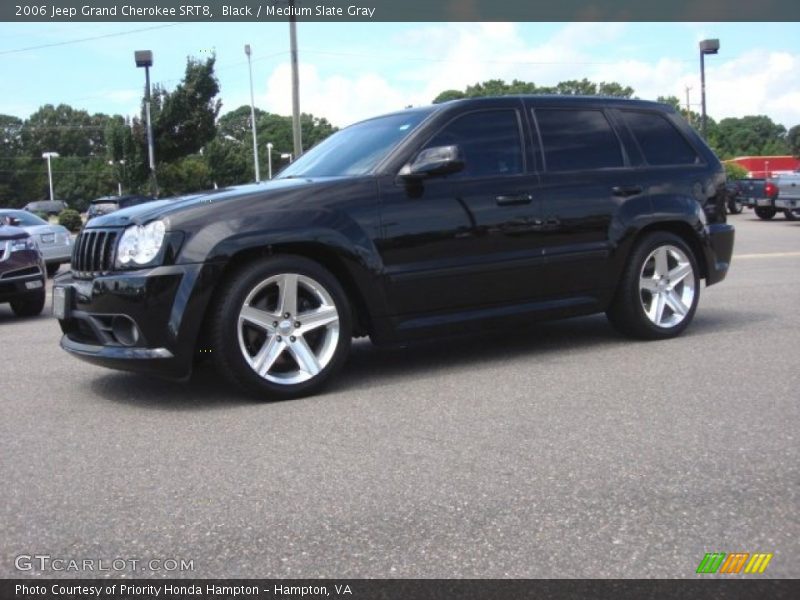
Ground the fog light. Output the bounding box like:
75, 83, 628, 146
111, 315, 140, 347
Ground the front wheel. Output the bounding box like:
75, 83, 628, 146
209, 256, 353, 400
607, 232, 700, 340
10, 289, 46, 317
728, 199, 743, 214
755, 206, 776, 220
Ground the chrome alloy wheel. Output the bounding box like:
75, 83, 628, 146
638, 244, 696, 329
237, 273, 340, 385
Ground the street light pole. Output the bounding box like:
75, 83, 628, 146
244, 44, 261, 183
289, 0, 303, 159
42, 152, 59, 202
699, 39, 719, 139
135, 50, 158, 196
108, 159, 126, 196
267, 142, 273, 180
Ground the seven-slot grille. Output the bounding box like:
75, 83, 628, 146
72, 229, 119, 277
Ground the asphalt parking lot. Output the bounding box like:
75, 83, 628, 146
1, 213, 798, 579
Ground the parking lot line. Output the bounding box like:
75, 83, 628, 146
733, 251, 800, 259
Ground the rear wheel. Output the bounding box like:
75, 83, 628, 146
784, 209, 798, 221
727, 199, 743, 214
10, 289, 46, 317
755, 206, 776, 220
607, 232, 700, 340
210, 256, 352, 400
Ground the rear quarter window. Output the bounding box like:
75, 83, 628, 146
621, 110, 700, 166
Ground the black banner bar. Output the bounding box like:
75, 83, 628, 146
3, 579, 800, 600
3, 0, 800, 23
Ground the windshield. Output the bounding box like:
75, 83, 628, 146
278, 109, 432, 178
0, 210, 47, 226
90, 202, 118, 212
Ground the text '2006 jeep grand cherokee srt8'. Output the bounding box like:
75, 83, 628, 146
54, 96, 734, 400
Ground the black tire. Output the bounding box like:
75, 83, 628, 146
209, 256, 353, 400
10, 288, 46, 317
46, 263, 60, 278
606, 232, 700, 340
784, 209, 798, 221
727, 199, 743, 214
755, 206, 776, 220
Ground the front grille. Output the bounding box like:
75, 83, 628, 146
72, 229, 119, 277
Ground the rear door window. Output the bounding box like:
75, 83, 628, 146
621, 110, 700, 166
535, 108, 624, 172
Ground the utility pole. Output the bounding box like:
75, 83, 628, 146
684, 86, 692, 125
699, 39, 720, 139
135, 50, 158, 196
245, 44, 261, 182
289, 0, 302, 159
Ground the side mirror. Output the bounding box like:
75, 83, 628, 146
400, 145, 464, 180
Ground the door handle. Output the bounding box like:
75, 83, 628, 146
612, 185, 643, 197
496, 193, 533, 206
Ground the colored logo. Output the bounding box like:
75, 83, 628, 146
696, 552, 773, 574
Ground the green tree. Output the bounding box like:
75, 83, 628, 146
148, 56, 222, 165
157, 155, 213, 197
432, 89, 467, 104
784, 124, 800, 158
712, 115, 788, 159
207, 108, 337, 186
433, 78, 634, 103
0, 114, 30, 206
21, 104, 108, 158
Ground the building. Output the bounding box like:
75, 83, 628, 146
726, 155, 800, 178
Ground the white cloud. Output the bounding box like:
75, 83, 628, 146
245, 23, 800, 129
263, 62, 408, 127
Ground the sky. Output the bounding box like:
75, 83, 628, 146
1, 21, 799, 132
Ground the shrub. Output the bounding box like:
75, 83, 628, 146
58, 209, 83, 232
724, 161, 748, 180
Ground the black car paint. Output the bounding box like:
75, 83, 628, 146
0, 225, 46, 305
55, 96, 734, 380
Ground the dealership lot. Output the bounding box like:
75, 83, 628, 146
1, 214, 798, 578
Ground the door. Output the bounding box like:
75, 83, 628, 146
377, 103, 543, 317
528, 104, 634, 300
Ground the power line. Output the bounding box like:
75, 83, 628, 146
0, 24, 183, 56
299, 48, 702, 66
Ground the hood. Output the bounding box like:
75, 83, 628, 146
0, 225, 29, 241
85, 178, 348, 229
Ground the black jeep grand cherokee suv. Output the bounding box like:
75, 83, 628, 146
54, 96, 734, 399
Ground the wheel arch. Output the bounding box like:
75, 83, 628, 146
630, 221, 708, 280
200, 240, 378, 341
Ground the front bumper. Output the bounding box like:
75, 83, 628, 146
38, 243, 72, 264
54, 263, 214, 380
0, 270, 45, 302
0, 248, 45, 302
704, 223, 735, 286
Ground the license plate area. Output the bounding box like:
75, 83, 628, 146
53, 286, 71, 320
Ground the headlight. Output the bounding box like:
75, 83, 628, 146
10, 237, 36, 252
116, 220, 167, 267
